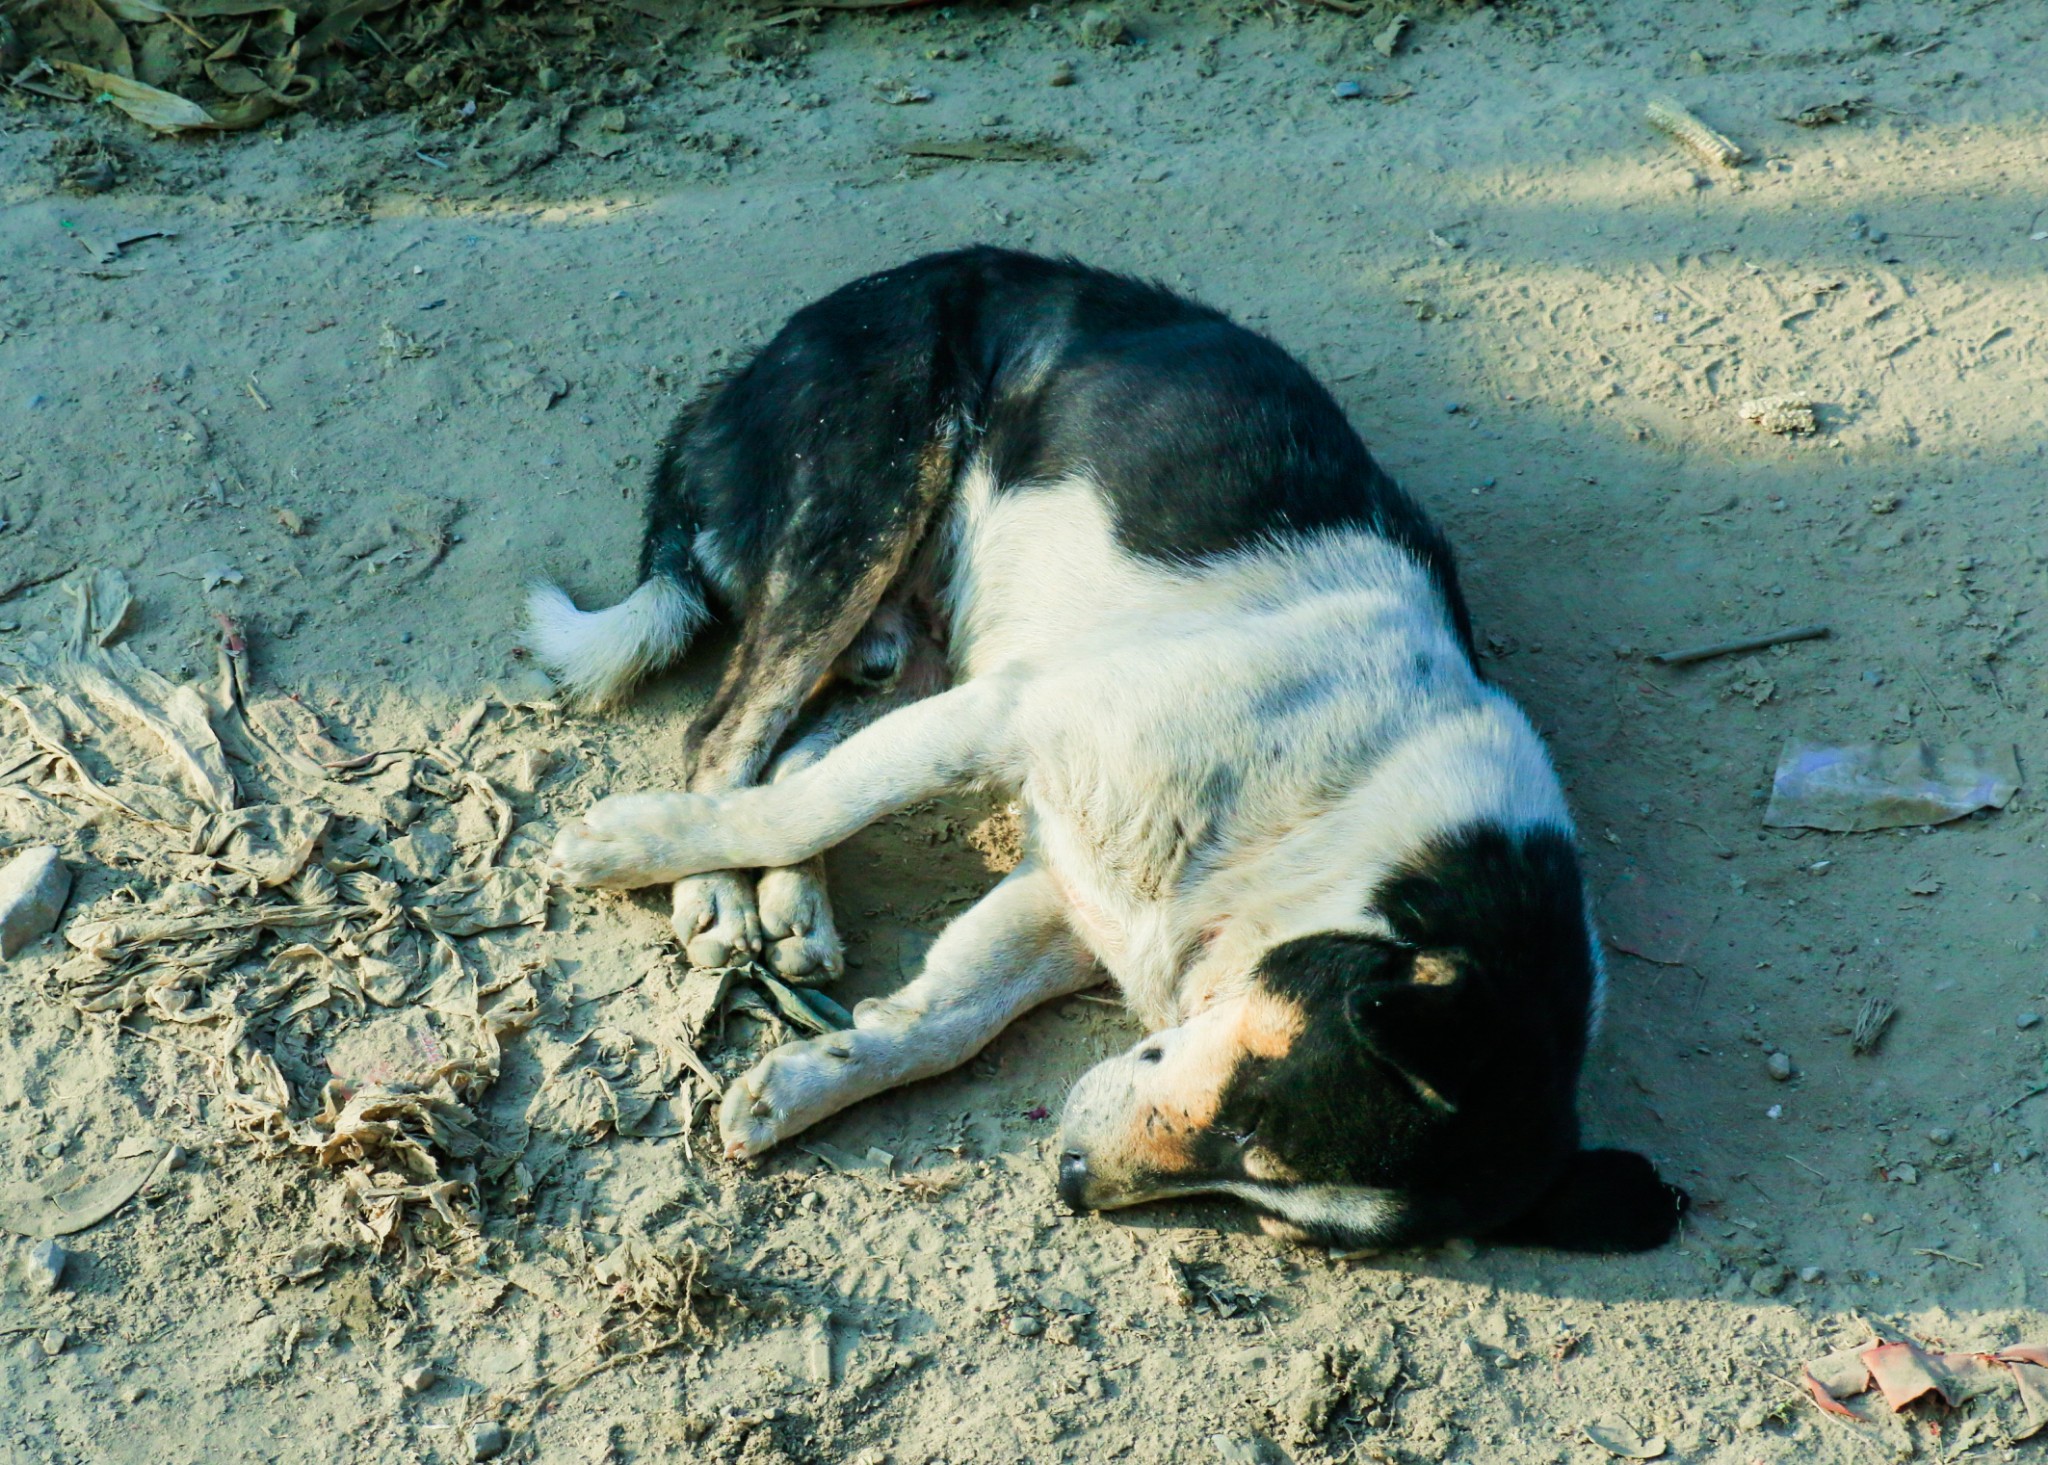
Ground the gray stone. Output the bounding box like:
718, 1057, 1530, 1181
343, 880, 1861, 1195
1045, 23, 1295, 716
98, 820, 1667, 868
0, 847, 70, 958
400, 1364, 437, 1394
1798, 1266, 1825, 1284
1766, 1051, 1793, 1081
2018, 1012, 2042, 1031
1748, 1264, 1789, 1297
27, 1239, 68, 1294
1007, 1314, 1044, 1338
470, 1421, 509, 1460
1928, 1127, 1955, 1146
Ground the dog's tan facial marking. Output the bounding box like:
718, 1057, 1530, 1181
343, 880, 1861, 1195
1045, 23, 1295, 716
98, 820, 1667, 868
1059, 990, 1305, 1197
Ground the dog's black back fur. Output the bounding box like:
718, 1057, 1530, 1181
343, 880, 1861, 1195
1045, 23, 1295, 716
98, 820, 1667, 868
644, 248, 1475, 657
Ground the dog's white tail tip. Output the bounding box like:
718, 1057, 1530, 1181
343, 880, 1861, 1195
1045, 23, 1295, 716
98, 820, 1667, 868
525, 576, 706, 709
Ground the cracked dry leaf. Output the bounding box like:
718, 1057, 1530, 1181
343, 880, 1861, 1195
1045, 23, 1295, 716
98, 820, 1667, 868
409, 867, 547, 937
526, 1028, 683, 1144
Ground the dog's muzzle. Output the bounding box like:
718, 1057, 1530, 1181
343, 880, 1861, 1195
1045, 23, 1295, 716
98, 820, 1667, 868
1057, 1149, 1094, 1212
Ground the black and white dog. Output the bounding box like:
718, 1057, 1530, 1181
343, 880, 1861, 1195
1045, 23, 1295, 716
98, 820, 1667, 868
533, 247, 1686, 1252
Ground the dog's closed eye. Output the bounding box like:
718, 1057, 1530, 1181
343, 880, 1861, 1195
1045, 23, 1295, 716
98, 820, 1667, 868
1138, 1045, 1163, 1064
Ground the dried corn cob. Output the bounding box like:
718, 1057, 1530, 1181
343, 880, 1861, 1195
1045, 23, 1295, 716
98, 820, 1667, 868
1646, 97, 1746, 168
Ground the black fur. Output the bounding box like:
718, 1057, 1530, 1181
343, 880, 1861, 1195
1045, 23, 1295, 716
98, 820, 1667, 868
642, 247, 1475, 664
1213, 824, 1686, 1252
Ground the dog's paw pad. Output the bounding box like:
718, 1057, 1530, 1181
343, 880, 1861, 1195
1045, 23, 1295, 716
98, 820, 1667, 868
672, 871, 762, 968
756, 865, 845, 983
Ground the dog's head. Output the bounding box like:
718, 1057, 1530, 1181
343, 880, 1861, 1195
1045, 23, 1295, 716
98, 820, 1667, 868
1056, 825, 1686, 1252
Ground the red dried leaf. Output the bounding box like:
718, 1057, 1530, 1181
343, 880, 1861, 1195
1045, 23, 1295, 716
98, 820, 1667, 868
1864, 1341, 1955, 1411
1805, 1369, 1862, 1418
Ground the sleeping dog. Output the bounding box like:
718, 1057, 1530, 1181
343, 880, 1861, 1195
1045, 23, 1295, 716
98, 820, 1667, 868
533, 247, 1687, 1252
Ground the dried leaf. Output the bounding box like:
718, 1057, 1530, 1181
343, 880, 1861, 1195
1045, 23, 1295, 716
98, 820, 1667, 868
1581, 1420, 1665, 1459
408, 867, 547, 937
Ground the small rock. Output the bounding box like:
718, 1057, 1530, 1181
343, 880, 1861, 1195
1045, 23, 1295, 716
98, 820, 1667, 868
1798, 1266, 1825, 1284
1928, 1127, 1955, 1146
1332, 80, 1364, 100
1008, 1314, 1045, 1338
2018, 1012, 2042, 1031
470, 1421, 509, 1461
0, 846, 71, 959
27, 1239, 68, 1294
1048, 59, 1076, 86
39, 1329, 66, 1357
400, 1364, 437, 1394
1077, 7, 1129, 48
1766, 1051, 1794, 1082
1748, 1264, 1789, 1297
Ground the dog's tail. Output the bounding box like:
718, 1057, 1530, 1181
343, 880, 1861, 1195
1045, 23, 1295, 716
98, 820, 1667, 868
525, 570, 709, 709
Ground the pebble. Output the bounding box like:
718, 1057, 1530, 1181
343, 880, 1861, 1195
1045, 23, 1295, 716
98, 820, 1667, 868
0, 846, 71, 959
1048, 60, 1076, 86
39, 1329, 66, 1357
1007, 1314, 1045, 1338
27, 1239, 69, 1294
1798, 1266, 1825, 1284
400, 1364, 437, 1394
1077, 7, 1129, 48
1928, 1127, 1955, 1146
1748, 1264, 1789, 1297
2018, 1012, 2042, 1031
1766, 1051, 1794, 1082
1332, 80, 1364, 100
470, 1421, 509, 1460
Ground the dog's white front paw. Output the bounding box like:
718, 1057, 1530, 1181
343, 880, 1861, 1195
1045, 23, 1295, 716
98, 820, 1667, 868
756, 864, 845, 983
548, 792, 697, 888
671, 871, 762, 968
718, 1032, 864, 1158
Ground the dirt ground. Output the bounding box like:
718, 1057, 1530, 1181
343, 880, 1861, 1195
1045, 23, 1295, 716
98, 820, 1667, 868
3, 0, 2048, 1460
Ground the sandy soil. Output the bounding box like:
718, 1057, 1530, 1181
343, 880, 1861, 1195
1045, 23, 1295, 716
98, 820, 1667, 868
4, 1, 2048, 1460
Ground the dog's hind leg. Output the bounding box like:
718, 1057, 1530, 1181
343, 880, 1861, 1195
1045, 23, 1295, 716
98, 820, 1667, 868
756, 633, 952, 982
719, 861, 1096, 1157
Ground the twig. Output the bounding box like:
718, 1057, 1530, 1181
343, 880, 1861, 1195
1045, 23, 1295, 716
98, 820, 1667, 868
1913, 1248, 1982, 1269
245, 376, 271, 412
1294, 0, 1373, 12
1999, 1081, 2048, 1115
414, 151, 450, 170
1650, 625, 1829, 666
0, 565, 79, 604
1785, 1153, 1833, 1183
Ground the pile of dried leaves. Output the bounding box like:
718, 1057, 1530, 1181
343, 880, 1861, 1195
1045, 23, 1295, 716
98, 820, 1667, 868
0, 568, 568, 1253
5, 0, 684, 134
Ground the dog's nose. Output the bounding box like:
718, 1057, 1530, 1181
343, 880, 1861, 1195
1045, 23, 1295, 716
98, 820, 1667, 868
1057, 1150, 1093, 1212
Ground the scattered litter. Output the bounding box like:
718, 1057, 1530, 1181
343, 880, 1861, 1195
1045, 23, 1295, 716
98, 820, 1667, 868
1852, 994, 1897, 1055
1332, 80, 1364, 100
1763, 740, 2021, 832
1209, 1436, 1292, 1465
1784, 98, 1868, 127
0, 846, 70, 959
1649, 624, 1828, 666
1645, 97, 1746, 168
754, 968, 851, 1034
1738, 395, 1818, 435
802, 1141, 895, 1175
1805, 1337, 2048, 1437
526, 1027, 686, 1145
877, 83, 934, 105
1372, 13, 1411, 58
1581, 1419, 1666, 1459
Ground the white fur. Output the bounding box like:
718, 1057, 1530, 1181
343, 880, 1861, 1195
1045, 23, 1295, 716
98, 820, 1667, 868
551, 455, 1593, 1166
525, 575, 707, 708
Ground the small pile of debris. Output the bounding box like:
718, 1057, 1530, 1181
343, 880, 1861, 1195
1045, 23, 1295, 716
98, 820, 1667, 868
0, 568, 569, 1252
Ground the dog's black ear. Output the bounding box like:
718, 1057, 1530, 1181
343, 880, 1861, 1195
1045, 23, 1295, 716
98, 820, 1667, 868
1491, 1148, 1689, 1252
1344, 963, 1485, 1113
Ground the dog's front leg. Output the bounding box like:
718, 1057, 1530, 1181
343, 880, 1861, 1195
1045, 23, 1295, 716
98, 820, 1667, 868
719, 862, 1096, 1157
548, 677, 1017, 890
